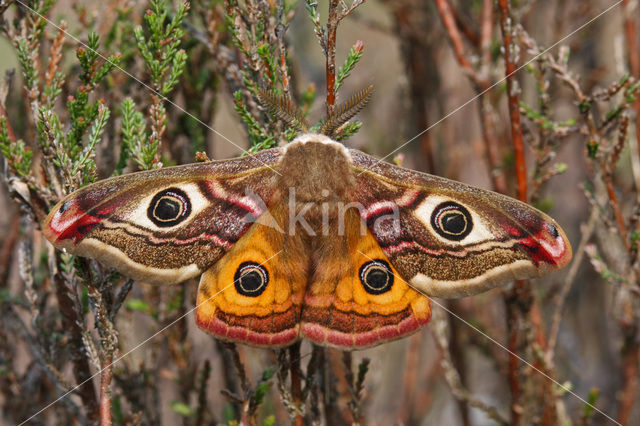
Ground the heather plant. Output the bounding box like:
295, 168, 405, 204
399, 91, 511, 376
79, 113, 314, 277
0, 0, 639, 425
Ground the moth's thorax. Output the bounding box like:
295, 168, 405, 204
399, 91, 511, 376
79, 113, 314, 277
279, 135, 354, 202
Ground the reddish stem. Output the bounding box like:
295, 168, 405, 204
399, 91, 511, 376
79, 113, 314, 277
434, 0, 484, 87
624, 0, 640, 213
504, 286, 524, 426
435, 0, 505, 191
434, 0, 471, 68
497, 3, 542, 424
52, 254, 100, 421
325, 0, 339, 117
618, 325, 639, 425
619, 3, 640, 421
604, 174, 630, 251
100, 356, 112, 425
498, 0, 527, 202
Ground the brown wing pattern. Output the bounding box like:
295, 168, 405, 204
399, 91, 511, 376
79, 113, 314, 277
349, 149, 572, 298
42, 148, 283, 285
301, 208, 431, 349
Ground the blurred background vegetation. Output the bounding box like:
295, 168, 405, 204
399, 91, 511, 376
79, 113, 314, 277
1, 0, 640, 425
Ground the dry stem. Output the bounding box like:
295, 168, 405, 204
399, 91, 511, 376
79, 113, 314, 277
432, 306, 508, 425
325, 0, 365, 116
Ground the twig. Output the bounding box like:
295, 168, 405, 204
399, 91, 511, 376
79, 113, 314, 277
195, 360, 212, 426
289, 342, 304, 426
325, 0, 340, 116
0, 214, 19, 287
498, 0, 527, 202
479, 0, 493, 77
100, 355, 113, 425
398, 332, 421, 424
434, 0, 485, 87
303, 344, 323, 422
109, 278, 134, 321
623, 0, 640, 236
324, 0, 365, 116
431, 306, 509, 425
604, 173, 630, 250
85, 276, 118, 426
275, 4, 291, 98
215, 339, 241, 419
618, 323, 639, 425
52, 253, 100, 421
219, 341, 255, 424
547, 207, 599, 362
326, 348, 354, 424
1, 304, 89, 424
434, 0, 506, 192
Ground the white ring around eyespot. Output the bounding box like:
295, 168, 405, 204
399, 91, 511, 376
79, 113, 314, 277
413, 195, 495, 245
127, 183, 209, 231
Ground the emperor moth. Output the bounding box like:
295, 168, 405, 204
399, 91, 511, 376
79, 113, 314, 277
43, 133, 571, 349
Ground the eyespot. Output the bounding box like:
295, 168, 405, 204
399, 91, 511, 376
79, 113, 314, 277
430, 201, 473, 241
234, 262, 269, 297
147, 188, 191, 227
359, 260, 394, 295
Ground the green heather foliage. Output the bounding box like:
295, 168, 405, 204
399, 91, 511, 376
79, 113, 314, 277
0, 1, 372, 423
1, 0, 638, 425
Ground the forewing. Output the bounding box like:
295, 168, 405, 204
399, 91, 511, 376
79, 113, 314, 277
349, 149, 572, 298
42, 148, 283, 285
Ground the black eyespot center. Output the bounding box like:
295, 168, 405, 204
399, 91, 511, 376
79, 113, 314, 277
147, 188, 191, 227
442, 212, 466, 234
431, 201, 473, 241
359, 260, 394, 295
234, 262, 269, 297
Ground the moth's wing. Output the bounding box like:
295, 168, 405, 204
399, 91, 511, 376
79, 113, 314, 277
196, 201, 309, 347
42, 148, 283, 285
301, 208, 431, 349
349, 149, 572, 298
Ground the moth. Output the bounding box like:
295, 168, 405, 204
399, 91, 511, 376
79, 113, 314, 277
42, 131, 572, 350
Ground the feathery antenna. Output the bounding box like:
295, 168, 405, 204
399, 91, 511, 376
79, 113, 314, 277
257, 89, 309, 132
320, 85, 373, 137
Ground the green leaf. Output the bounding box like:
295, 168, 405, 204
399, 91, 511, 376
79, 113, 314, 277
582, 388, 600, 420
262, 415, 276, 426
335, 41, 364, 92
170, 401, 193, 417
125, 298, 151, 313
